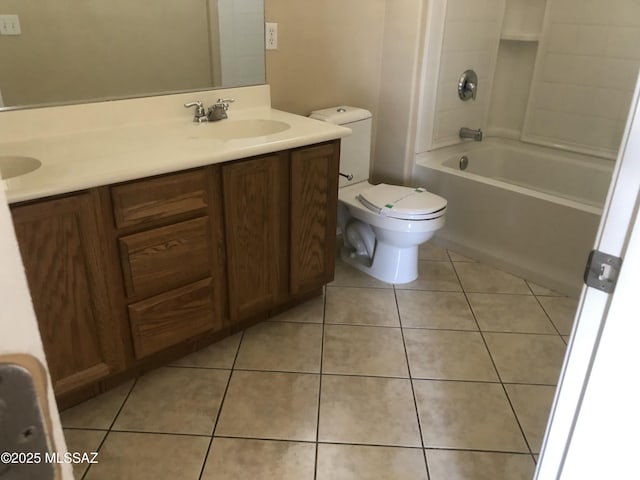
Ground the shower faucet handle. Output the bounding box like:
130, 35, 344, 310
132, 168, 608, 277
458, 69, 478, 101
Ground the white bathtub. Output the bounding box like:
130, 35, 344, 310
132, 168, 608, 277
412, 138, 614, 296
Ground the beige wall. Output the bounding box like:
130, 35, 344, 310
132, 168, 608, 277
265, 0, 386, 118
265, 0, 425, 184
373, 0, 426, 184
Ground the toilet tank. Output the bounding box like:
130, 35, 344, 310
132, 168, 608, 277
309, 106, 372, 187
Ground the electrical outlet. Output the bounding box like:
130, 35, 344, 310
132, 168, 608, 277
0, 15, 21, 36
265, 22, 278, 50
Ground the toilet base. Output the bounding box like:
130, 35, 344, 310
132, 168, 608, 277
340, 241, 419, 284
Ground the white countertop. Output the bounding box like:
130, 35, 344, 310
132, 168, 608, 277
0, 86, 351, 203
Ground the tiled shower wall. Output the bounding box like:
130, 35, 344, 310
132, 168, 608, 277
418, 0, 640, 159
416, 0, 505, 152
523, 0, 640, 157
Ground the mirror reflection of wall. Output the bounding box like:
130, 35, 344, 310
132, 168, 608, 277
0, 0, 265, 109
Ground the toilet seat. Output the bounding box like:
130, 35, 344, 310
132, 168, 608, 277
357, 183, 447, 220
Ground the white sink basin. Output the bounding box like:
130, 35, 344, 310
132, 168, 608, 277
0, 156, 42, 180
189, 119, 290, 139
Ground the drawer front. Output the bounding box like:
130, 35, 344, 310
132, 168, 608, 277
112, 169, 209, 229
120, 217, 211, 298
128, 278, 218, 358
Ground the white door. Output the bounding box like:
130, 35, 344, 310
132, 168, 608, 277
536, 73, 640, 478
0, 186, 72, 479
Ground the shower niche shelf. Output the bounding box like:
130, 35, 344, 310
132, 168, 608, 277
500, 32, 540, 42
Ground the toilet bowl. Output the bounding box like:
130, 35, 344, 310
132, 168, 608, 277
338, 181, 446, 283
310, 105, 447, 284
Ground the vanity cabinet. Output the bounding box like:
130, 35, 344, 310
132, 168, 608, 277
110, 167, 227, 359
10, 139, 340, 405
223, 142, 339, 323
223, 152, 289, 323
11, 193, 126, 396
290, 143, 339, 295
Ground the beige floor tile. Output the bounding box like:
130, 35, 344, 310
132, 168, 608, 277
269, 295, 324, 323
448, 251, 476, 262
484, 333, 566, 384
395, 261, 462, 292
454, 263, 531, 294
319, 375, 421, 447
60, 381, 134, 429
331, 257, 392, 288
63, 429, 106, 479
426, 450, 535, 480
316, 444, 427, 480
113, 367, 229, 435
537, 296, 578, 335
201, 438, 315, 480
171, 333, 242, 369
419, 242, 450, 261
505, 384, 556, 453
414, 380, 528, 452
396, 290, 477, 330
404, 329, 498, 381
323, 324, 409, 377
467, 293, 557, 333
215, 371, 319, 441
83, 432, 209, 480
527, 281, 564, 296
234, 322, 322, 373
325, 286, 399, 326
562, 335, 571, 344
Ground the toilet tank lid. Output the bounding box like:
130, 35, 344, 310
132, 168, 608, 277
309, 106, 372, 125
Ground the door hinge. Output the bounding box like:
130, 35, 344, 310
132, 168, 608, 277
584, 249, 623, 294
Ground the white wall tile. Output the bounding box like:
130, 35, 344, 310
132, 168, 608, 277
447, 0, 503, 22
546, 24, 579, 54
524, 0, 640, 154
502, 0, 546, 35
606, 28, 640, 60
430, 0, 504, 146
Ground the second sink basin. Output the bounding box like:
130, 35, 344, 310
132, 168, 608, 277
0, 156, 42, 180
190, 119, 290, 139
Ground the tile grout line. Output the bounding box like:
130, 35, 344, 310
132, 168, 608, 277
449, 261, 536, 461
528, 283, 567, 339
313, 290, 327, 480
393, 284, 431, 480
80, 377, 139, 480
196, 329, 245, 480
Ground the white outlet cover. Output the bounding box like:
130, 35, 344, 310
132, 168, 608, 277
265, 22, 278, 50
0, 14, 21, 35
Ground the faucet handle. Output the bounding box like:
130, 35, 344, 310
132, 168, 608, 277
184, 100, 204, 110
216, 98, 235, 110
184, 101, 208, 122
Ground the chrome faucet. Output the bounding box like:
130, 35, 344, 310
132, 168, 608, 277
184, 101, 208, 122
459, 127, 483, 141
207, 98, 235, 121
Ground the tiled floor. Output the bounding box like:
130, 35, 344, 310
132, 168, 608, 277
61, 243, 578, 479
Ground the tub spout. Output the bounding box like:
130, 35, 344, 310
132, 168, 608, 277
459, 127, 483, 141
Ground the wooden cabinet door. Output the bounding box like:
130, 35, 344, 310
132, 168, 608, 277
222, 153, 289, 322
290, 142, 340, 294
12, 194, 124, 395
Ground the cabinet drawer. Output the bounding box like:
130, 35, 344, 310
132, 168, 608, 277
129, 278, 217, 358
112, 169, 209, 229
120, 217, 211, 298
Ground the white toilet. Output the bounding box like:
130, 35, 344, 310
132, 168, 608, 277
310, 106, 447, 284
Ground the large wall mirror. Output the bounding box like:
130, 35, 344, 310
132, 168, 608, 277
0, 0, 265, 110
